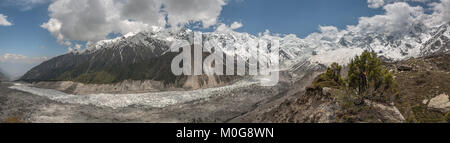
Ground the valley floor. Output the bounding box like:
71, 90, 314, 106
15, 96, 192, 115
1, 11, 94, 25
1, 54, 448, 123
0, 78, 291, 123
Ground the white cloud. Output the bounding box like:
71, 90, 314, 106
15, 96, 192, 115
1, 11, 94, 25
216, 24, 229, 32
120, 0, 166, 30
44, 0, 120, 42
40, 18, 64, 44
350, 2, 425, 36
0, 53, 27, 61
0, 53, 50, 79
429, 0, 450, 25
67, 44, 82, 53
163, 0, 226, 28
368, 0, 430, 9
311, 26, 347, 42
368, 0, 385, 8
305, 26, 348, 45
0, 53, 49, 64
230, 22, 243, 29
41, 0, 228, 46
308, 1, 450, 47
0, 14, 13, 26
3, 0, 54, 11
215, 21, 244, 32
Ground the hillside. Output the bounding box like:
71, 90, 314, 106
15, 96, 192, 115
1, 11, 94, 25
385, 53, 450, 122
234, 53, 450, 123
18, 21, 450, 96
0, 68, 8, 81
20, 30, 241, 91
0, 73, 7, 81
20, 22, 450, 84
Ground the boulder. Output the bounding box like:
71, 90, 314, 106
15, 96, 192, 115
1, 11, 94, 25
427, 93, 450, 112
397, 65, 413, 71
365, 100, 406, 123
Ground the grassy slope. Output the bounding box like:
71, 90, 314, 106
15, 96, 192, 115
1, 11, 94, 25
386, 54, 450, 122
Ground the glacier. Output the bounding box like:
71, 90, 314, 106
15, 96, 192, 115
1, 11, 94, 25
15, 22, 450, 109
9, 80, 259, 109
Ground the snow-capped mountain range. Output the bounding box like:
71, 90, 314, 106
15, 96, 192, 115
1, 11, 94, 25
20, 22, 450, 84
75, 22, 449, 67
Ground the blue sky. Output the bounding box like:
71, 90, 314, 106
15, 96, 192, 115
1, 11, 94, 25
0, 0, 385, 57
0, 0, 441, 77
0, 4, 63, 57
219, 0, 384, 37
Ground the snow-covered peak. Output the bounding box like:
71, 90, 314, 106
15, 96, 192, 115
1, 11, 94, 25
420, 22, 450, 56
71, 22, 450, 69
123, 32, 138, 38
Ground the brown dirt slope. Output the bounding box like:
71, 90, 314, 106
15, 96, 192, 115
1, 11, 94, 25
243, 54, 450, 123
386, 53, 450, 122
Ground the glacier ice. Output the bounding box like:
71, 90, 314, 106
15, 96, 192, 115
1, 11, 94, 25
9, 80, 259, 109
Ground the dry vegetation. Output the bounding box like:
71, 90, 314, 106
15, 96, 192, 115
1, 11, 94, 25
385, 54, 450, 123
3, 117, 27, 123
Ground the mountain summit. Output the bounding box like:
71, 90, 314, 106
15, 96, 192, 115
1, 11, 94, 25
20, 22, 450, 88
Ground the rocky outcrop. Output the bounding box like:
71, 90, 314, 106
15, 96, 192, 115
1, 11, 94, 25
256, 86, 405, 123
255, 86, 339, 123
423, 93, 450, 112
397, 65, 413, 71
288, 87, 340, 123
364, 100, 405, 122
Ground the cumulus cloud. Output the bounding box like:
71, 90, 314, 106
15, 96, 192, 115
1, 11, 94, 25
305, 25, 347, 43
120, 0, 165, 29
0, 14, 13, 26
67, 44, 82, 53
44, 0, 121, 43
368, 0, 429, 9
163, 0, 226, 28
430, 0, 450, 25
318, 26, 346, 42
368, 0, 385, 8
309, 1, 450, 45
0, 53, 50, 79
350, 2, 425, 36
216, 22, 244, 32
0, 53, 49, 64
216, 24, 229, 32
360, 0, 450, 36
40, 18, 64, 44
230, 22, 243, 29
41, 0, 228, 46
2, 0, 54, 11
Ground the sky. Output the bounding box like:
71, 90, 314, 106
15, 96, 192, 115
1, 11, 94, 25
0, 0, 448, 78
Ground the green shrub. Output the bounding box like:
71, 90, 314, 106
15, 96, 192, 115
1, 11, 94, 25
347, 51, 397, 97
73, 71, 117, 84
313, 62, 344, 88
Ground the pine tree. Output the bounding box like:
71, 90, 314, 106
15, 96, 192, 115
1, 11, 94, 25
347, 50, 396, 97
